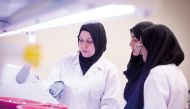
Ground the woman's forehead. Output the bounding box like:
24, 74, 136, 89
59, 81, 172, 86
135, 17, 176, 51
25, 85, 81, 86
79, 30, 91, 36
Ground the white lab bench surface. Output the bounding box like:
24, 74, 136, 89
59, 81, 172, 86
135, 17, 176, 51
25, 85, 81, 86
0, 63, 58, 104
0, 82, 58, 104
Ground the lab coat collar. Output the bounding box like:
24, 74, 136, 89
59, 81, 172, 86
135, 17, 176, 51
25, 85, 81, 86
73, 53, 79, 65
73, 52, 104, 71
92, 56, 105, 70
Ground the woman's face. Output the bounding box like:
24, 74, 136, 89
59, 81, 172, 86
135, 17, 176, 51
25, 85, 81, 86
78, 30, 95, 58
129, 32, 142, 56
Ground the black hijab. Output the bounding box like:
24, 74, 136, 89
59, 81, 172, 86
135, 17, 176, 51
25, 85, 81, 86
142, 24, 184, 68
130, 21, 155, 40
124, 21, 154, 80
78, 22, 107, 75
123, 21, 154, 109
124, 24, 184, 109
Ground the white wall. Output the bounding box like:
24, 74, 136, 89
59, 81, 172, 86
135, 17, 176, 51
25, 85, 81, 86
34, 0, 190, 88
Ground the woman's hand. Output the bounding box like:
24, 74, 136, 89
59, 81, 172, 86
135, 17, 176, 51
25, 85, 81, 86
49, 81, 64, 98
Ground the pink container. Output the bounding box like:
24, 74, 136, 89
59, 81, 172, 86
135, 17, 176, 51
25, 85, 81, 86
0, 96, 42, 109
17, 105, 58, 109
17, 103, 67, 109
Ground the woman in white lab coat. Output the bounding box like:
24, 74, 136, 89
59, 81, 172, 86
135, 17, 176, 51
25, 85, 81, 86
123, 21, 154, 109
42, 22, 120, 109
124, 23, 188, 109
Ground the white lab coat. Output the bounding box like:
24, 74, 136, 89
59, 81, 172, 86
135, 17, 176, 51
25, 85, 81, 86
42, 52, 121, 109
144, 64, 188, 109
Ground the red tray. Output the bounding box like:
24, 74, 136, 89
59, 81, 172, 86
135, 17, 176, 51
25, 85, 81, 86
17, 103, 67, 109
0, 96, 42, 109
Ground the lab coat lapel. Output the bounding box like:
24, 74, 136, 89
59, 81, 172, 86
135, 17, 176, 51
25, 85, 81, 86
83, 56, 104, 79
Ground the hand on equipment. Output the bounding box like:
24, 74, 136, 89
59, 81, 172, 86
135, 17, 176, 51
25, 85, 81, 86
49, 81, 64, 98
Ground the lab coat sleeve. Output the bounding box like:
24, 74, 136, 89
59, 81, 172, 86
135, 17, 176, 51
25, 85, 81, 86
144, 70, 169, 109
100, 68, 121, 109
41, 62, 63, 91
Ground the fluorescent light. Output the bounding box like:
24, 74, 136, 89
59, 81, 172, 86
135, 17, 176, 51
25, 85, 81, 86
24, 4, 136, 31
0, 4, 136, 37
0, 30, 23, 37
